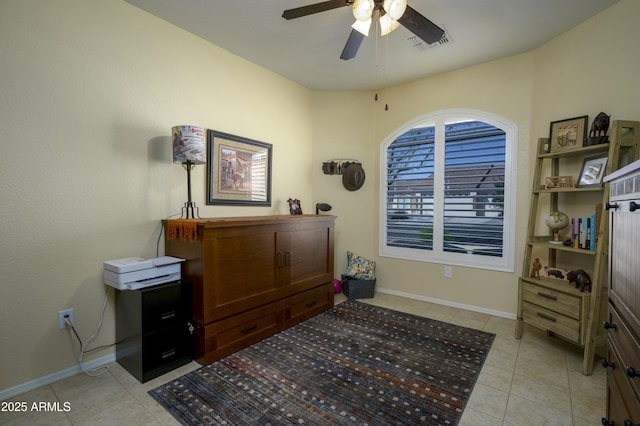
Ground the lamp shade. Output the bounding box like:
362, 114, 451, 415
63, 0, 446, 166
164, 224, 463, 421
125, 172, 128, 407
352, 0, 374, 22
172, 125, 206, 165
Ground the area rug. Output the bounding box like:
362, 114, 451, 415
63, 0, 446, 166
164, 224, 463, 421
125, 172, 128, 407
149, 299, 495, 425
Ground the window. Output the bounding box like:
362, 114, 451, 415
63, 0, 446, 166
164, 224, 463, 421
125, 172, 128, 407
380, 110, 516, 272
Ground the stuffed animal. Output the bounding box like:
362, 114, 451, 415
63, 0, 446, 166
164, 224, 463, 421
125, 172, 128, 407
567, 269, 592, 292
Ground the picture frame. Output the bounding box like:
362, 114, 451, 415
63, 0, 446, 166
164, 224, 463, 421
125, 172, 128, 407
548, 115, 588, 153
207, 130, 272, 206
577, 156, 608, 187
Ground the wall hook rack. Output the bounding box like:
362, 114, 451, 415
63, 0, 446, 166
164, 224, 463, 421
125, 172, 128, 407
322, 159, 361, 175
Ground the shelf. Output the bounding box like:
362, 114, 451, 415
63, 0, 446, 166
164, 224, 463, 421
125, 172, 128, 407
519, 275, 591, 297
533, 185, 603, 194
537, 143, 610, 159
517, 121, 640, 376
527, 236, 596, 254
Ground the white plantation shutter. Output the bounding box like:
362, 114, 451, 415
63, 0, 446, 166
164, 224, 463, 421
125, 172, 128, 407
382, 112, 516, 272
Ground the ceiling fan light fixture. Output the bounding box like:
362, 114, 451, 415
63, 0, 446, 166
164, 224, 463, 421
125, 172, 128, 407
379, 13, 400, 36
383, 0, 407, 20
352, 0, 374, 21
351, 18, 372, 36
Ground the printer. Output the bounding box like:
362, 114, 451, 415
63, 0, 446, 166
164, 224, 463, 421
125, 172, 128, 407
104, 256, 185, 290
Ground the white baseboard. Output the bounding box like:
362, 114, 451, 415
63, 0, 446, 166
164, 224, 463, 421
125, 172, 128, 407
375, 287, 517, 320
0, 353, 116, 401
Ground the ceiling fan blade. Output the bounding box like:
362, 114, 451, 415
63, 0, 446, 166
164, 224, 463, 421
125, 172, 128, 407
282, 0, 351, 20
398, 5, 445, 44
340, 29, 365, 60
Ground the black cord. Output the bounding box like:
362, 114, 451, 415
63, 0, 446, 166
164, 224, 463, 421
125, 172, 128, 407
157, 212, 182, 257
69, 324, 83, 348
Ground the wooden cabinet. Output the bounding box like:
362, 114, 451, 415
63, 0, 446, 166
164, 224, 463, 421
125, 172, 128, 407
516, 120, 640, 375
115, 280, 193, 383
602, 160, 640, 425
163, 215, 335, 364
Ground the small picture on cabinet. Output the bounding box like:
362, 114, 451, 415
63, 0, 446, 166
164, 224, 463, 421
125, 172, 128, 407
577, 156, 608, 187
287, 198, 302, 215
548, 116, 588, 153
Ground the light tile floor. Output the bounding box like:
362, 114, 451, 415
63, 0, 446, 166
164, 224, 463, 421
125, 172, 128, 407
0, 292, 606, 425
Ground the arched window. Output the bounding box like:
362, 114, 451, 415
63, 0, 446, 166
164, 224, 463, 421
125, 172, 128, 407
380, 109, 517, 272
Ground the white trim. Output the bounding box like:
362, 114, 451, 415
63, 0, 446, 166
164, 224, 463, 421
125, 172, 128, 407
379, 108, 518, 272
375, 287, 516, 320
0, 353, 116, 401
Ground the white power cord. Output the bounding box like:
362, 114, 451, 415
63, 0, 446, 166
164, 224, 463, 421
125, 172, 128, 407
66, 287, 112, 377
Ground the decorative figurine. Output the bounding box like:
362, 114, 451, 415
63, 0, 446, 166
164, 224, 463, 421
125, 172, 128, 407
586, 112, 610, 146
530, 258, 542, 279
567, 269, 592, 292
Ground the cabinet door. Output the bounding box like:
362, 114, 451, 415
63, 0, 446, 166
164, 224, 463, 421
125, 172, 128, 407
610, 210, 640, 339
277, 223, 334, 291
202, 225, 278, 323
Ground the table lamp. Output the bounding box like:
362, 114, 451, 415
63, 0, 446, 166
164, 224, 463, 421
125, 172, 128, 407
172, 125, 206, 218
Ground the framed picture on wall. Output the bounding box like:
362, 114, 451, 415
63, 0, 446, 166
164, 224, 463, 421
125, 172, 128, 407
548, 115, 589, 153
207, 130, 272, 206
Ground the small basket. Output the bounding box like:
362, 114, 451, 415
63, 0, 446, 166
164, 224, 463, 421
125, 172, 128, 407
342, 274, 376, 299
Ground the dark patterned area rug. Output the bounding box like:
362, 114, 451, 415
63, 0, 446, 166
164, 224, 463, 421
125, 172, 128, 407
149, 300, 495, 425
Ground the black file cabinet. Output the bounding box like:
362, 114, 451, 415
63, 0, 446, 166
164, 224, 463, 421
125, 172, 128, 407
115, 280, 193, 383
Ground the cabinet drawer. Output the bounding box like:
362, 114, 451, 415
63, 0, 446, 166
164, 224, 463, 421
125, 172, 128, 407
607, 305, 640, 402
522, 282, 582, 319
606, 343, 640, 424
522, 301, 581, 343
141, 284, 184, 332
143, 326, 189, 372
199, 304, 285, 364
288, 283, 333, 324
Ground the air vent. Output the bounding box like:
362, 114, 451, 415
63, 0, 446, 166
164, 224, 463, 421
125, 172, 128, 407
406, 27, 451, 51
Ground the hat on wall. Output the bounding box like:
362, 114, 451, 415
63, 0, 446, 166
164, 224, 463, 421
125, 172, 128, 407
342, 163, 366, 191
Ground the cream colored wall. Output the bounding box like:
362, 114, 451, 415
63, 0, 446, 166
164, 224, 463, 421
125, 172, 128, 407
312, 54, 534, 316
312, 0, 640, 317
0, 0, 313, 392
2, 0, 638, 395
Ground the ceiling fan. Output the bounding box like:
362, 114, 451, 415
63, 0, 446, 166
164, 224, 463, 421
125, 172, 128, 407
282, 0, 445, 60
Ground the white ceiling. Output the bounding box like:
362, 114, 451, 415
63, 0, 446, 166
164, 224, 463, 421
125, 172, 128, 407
124, 0, 619, 91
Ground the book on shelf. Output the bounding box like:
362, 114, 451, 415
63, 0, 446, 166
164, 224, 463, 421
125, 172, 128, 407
569, 204, 602, 251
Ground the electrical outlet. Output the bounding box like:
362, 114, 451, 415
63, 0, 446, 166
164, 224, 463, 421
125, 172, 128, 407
58, 309, 74, 330
444, 266, 452, 278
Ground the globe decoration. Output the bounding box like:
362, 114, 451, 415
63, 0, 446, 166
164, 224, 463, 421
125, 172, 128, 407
545, 211, 570, 243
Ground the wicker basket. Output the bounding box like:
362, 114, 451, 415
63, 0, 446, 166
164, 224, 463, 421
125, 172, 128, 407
341, 274, 376, 299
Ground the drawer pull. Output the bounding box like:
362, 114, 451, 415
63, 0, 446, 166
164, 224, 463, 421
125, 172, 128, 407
161, 349, 176, 359
601, 359, 615, 369
161, 311, 176, 321
537, 292, 557, 301
536, 312, 556, 322
603, 321, 618, 331
241, 325, 257, 334
278, 252, 284, 268
305, 301, 317, 308
285, 250, 292, 268
601, 418, 614, 426
627, 366, 640, 378
624, 420, 638, 426
631, 201, 639, 212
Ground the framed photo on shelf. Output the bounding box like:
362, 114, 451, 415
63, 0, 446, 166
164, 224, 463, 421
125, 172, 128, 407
207, 130, 272, 206
577, 156, 608, 187
548, 115, 589, 153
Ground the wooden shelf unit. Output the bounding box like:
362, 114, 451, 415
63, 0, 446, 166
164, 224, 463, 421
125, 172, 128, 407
515, 120, 640, 375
